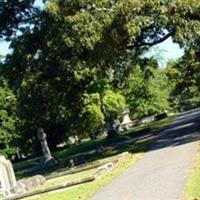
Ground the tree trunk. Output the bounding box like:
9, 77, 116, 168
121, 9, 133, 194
105, 120, 118, 139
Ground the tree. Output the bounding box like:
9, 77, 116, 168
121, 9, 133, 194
102, 90, 126, 137
3, 0, 200, 154
124, 63, 170, 119
167, 45, 200, 111
79, 93, 104, 138
0, 77, 18, 158
74, 90, 126, 139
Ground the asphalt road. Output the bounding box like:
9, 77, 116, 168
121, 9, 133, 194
89, 108, 200, 200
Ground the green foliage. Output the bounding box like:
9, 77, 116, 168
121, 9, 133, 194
78, 90, 126, 137
0, 0, 40, 38
80, 93, 104, 136
167, 46, 200, 111
125, 65, 170, 119
103, 90, 126, 120
2, 0, 200, 156
0, 78, 18, 158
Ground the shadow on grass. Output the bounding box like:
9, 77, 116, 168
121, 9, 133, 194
14, 115, 177, 179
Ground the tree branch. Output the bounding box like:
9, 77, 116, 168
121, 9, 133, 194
127, 31, 174, 49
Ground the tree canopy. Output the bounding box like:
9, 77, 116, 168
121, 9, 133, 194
1, 0, 200, 157
0, 0, 42, 38
167, 42, 200, 111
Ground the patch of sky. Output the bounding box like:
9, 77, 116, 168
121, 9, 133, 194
0, 40, 12, 59
143, 37, 184, 67
33, 0, 44, 9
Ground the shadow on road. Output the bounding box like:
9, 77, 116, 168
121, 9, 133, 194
148, 107, 200, 152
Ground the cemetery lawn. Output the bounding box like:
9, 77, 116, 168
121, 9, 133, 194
24, 153, 142, 200
12, 116, 176, 200
53, 115, 175, 160
14, 115, 175, 179
183, 143, 200, 200
28, 168, 97, 193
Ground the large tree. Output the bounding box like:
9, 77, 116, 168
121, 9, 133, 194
124, 60, 170, 119
3, 0, 200, 153
0, 75, 18, 158
167, 42, 200, 111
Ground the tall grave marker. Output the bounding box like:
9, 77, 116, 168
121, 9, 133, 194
0, 156, 17, 197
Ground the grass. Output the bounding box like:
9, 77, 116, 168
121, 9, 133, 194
24, 153, 142, 200
13, 115, 176, 179
14, 157, 40, 172
18, 135, 160, 200
51, 115, 175, 161
183, 143, 200, 200
12, 115, 176, 200
28, 168, 97, 193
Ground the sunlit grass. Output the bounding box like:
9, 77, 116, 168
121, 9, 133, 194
14, 115, 176, 179
13, 115, 176, 200
24, 153, 142, 200
183, 144, 200, 200
28, 168, 97, 193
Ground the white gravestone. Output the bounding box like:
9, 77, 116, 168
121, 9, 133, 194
0, 156, 17, 197
37, 128, 56, 166
121, 109, 132, 130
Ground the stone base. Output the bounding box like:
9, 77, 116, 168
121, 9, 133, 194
16, 175, 46, 194
40, 156, 58, 168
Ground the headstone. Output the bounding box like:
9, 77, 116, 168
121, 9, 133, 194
140, 115, 156, 124
68, 135, 79, 145
0, 156, 17, 197
17, 175, 46, 192
95, 162, 114, 178
37, 127, 57, 167
121, 109, 132, 130
69, 159, 75, 167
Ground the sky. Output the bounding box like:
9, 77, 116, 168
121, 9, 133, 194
144, 37, 184, 66
34, 0, 44, 8
0, 0, 184, 66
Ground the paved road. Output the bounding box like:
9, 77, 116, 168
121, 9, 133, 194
89, 108, 200, 200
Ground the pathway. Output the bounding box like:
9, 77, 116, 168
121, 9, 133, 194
89, 108, 200, 200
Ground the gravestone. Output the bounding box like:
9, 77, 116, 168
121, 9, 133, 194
68, 135, 79, 145
0, 156, 17, 198
37, 127, 57, 167
121, 109, 132, 130
17, 175, 46, 192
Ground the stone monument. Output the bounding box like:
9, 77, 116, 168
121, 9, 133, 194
0, 156, 17, 198
37, 127, 57, 167
121, 109, 132, 130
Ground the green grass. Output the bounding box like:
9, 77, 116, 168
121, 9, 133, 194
14, 157, 40, 172
24, 153, 142, 200
183, 144, 200, 200
52, 115, 175, 161
13, 115, 176, 200
53, 135, 131, 160
13, 115, 176, 179
19, 139, 155, 200
28, 168, 97, 193
124, 115, 175, 137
